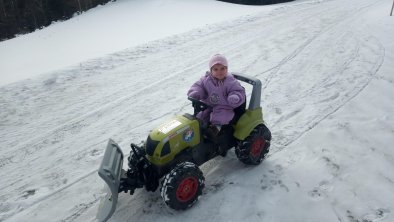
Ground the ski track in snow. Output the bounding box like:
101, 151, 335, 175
0, 0, 389, 221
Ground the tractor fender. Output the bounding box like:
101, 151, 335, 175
233, 108, 264, 140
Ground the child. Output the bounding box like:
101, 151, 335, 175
187, 54, 246, 155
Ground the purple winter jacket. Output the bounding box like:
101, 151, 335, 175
187, 72, 246, 125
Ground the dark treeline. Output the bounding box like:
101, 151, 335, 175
0, 0, 114, 41
219, 0, 294, 5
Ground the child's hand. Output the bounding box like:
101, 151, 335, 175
228, 94, 240, 104
188, 91, 201, 100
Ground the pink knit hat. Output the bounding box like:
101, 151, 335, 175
209, 54, 228, 69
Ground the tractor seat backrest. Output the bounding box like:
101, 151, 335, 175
231, 98, 246, 124
232, 73, 262, 110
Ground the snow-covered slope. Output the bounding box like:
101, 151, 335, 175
0, 0, 269, 86
1, 0, 393, 221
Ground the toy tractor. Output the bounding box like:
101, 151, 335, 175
96, 73, 271, 222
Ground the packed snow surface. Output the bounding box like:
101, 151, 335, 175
1, 0, 393, 221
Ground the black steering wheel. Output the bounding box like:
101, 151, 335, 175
188, 97, 210, 116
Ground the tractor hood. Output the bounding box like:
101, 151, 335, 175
146, 114, 200, 166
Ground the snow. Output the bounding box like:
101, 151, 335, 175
0, 0, 268, 86
1, 0, 394, 222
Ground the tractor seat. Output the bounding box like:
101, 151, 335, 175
231, 100, 246, 124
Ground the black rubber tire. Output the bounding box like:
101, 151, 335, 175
235, 124, 271, 165
160, 162, 205, 210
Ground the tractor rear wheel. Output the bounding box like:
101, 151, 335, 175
160, 162, 205, 210
235, 124, 271, 165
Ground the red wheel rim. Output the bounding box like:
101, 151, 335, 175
251, 138, 265, 158
176, 176, 198, 202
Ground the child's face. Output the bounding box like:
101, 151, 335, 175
211, 64, 228, 80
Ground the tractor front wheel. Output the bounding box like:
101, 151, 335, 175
160, 162, 205, 210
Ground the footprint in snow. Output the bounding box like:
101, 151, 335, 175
347, 208, 391, 222
22, 189, 36, 199
307, 180, 332, 200
322, 156, 340, 176
362, 208, 391, 222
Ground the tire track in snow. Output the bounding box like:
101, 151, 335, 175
266, 35, 385, 153
268, 30, 362, 128
281, 36, 385, 148
254, 0, 383, 91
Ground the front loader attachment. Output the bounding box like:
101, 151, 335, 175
97, 139, 124, 222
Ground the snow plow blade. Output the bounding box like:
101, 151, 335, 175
97, 139, 124, 222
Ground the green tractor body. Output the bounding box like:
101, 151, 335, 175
96, 73, 271, 222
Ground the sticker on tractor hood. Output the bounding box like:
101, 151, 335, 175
163, 126, 191, 143
183, 128, 194, 142
158, 119, 182, 134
